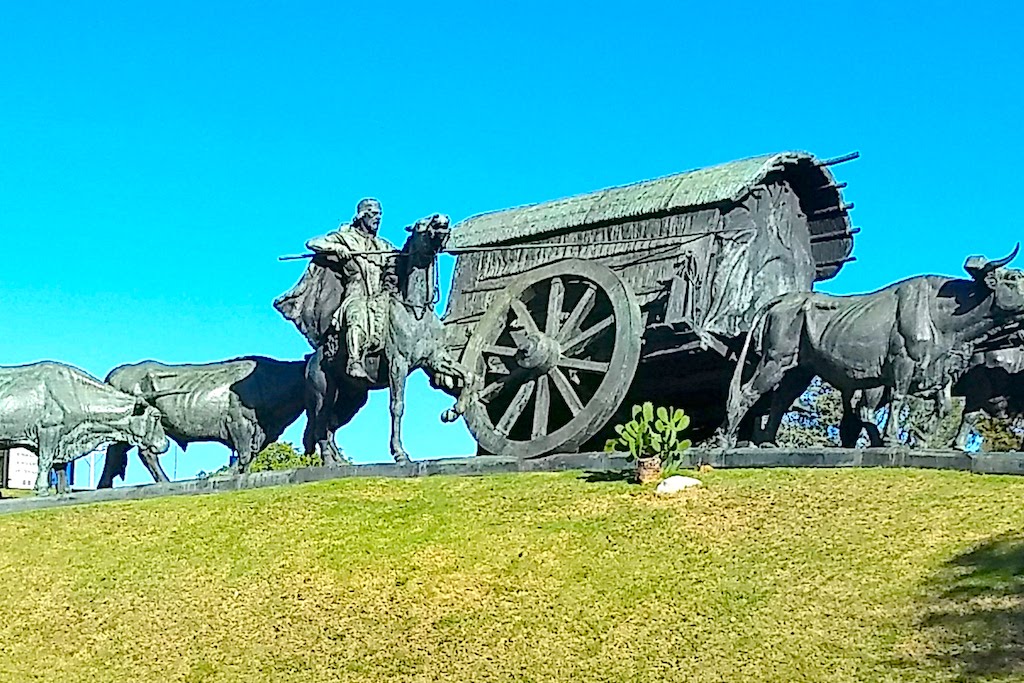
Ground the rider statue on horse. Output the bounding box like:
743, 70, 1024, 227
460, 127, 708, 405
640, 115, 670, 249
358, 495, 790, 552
274, 198, 396, 381
274, 199, 478, 463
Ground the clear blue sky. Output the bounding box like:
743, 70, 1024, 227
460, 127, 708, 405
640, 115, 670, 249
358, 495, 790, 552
1, 2, 1021, 484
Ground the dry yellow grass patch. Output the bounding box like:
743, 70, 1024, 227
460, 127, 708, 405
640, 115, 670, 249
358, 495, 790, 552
0, 469, 1023, 682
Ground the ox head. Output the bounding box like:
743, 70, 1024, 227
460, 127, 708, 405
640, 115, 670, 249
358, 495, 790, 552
965, 244, 1024, 314
127, 400, 170, 455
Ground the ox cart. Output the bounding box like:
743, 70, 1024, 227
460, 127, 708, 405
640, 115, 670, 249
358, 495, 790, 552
442, 151, 858, 457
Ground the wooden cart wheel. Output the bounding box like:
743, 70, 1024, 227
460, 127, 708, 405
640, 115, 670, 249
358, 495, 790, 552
461, 259, 642, 458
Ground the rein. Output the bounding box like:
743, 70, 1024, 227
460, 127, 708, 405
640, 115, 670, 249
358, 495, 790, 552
397, 250, 441, 320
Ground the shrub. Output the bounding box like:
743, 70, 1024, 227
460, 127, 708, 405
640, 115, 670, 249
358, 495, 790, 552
249, 442, 321, 473
604, 402, 691, 469
196, 464, 232, 480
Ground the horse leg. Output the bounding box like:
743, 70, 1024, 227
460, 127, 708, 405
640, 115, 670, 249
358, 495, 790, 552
840, 387, 884, 448
426, 352, 478, 423
860, 387, 888, 447
882, 379, 911, 448
838, 390, 861, 447
326, 386, 368, 465
302, 353, 326, 456
954, 409, 983, 451
388, 357, 410, 463
723, 353, 796, 446
936, 384, 953, 422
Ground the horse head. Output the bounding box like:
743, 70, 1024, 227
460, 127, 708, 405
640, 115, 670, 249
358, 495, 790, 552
404, 213, 451, 261
396, 213, 451, 314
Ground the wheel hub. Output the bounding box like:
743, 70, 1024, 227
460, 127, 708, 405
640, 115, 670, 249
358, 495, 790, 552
515, 331, 561, 374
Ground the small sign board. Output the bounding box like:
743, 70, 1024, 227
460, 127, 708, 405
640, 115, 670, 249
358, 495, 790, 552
6, 448, 38, 490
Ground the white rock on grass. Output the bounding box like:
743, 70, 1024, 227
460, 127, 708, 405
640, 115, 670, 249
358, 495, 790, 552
655, 475, 703, 495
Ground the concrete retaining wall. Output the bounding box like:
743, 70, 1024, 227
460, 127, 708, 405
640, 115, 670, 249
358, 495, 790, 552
1, 448, 1022, 515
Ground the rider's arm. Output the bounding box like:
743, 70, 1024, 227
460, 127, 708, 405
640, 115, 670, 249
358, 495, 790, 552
306, 234, 349, 261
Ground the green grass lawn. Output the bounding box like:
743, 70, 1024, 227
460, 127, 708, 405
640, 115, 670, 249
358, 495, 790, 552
1, 468, 1023, 682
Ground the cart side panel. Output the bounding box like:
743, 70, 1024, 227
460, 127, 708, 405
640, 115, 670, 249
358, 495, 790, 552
443, 206, 723, 352
445, 177, 821, 351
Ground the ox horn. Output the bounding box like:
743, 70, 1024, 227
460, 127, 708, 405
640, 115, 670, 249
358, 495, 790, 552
965, 243, 1021, 280
988, 243, 1021, 271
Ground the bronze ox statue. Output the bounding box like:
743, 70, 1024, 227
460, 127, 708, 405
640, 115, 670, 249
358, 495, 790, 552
722, 246, 1024, 448
0, 362, 169, 494
97, 356, 307, 487
844, 339, 1024, 450
950, 343, 1024, 450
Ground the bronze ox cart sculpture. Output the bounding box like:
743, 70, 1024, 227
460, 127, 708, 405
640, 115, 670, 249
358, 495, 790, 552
3, 151, 1022, 494
442, 152, 1022, 455
442, 151, 859, 456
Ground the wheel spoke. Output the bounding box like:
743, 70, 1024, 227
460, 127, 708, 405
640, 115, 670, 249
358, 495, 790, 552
483, 344, 517, 357
480, 368, 527, 402
550, 368, 584, 416
557, 357, 609, 373
495, 380, 535, 435
562, 315, 614, 356
532, 375, 551, 438
510, 299, 540, 336
558, 282, 596, 342
480, 380, 505, 402
545, 277, 565, 336
484, 356, 511, 375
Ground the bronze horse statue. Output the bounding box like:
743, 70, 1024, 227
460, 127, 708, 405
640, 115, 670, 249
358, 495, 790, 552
302, 214, 476, 464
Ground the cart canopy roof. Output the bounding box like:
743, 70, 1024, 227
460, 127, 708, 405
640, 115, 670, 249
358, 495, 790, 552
451, 151, 849, 250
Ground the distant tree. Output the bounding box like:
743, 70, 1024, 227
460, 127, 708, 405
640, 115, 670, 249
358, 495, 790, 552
248, 441, 321, 472
776, 377, 844, 448
195, 443, 322, 479
774, 378, 967, 449
976, 416, 1024, 452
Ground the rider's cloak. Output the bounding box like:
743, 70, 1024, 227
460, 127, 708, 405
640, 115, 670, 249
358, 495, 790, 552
274, 227, 395, 349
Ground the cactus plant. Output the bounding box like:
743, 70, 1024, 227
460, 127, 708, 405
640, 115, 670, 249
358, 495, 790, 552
604, 402, 692, 480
